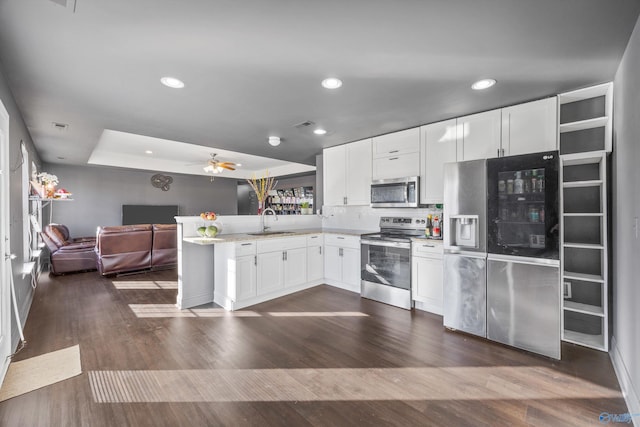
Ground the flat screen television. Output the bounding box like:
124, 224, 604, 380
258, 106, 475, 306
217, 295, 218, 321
122, 205, 179, 225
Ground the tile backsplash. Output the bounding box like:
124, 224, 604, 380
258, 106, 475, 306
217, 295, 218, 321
321, 205, 443, 231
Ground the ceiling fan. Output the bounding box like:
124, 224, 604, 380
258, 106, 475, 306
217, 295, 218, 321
202, 153, 236, 174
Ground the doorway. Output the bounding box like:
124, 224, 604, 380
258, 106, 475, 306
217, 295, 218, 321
0, 99, 11, 383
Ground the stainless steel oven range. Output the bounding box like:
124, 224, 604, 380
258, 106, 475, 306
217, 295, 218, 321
361, 216, 427, 309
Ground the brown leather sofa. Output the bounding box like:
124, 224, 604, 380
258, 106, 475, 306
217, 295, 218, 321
95, 224, 177, 276
42, 224, 98, 275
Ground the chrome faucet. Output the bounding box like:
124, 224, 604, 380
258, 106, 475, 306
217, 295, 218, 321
260, 207, 278, 232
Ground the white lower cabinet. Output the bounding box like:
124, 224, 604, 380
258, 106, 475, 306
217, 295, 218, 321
307, 234, 324, 283
324, 234, 361, 292
411, 242, 443, 315
284, 247, 307, 288
214, 233, 357, 310
235, 254, 257, 301
257, 251, 285, 295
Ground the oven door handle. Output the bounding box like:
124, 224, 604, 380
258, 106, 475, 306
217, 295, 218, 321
361, 239, 410, 249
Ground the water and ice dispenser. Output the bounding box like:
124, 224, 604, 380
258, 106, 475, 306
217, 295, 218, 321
450, 215, 479, 249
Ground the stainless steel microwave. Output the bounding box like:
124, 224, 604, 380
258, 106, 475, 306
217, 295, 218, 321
370, 176, 419, 208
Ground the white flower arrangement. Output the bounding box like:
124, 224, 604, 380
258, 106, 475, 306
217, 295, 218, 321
37, 172, 59, 186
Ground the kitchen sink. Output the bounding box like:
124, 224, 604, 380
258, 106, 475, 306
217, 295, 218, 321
247, 231, 291, 236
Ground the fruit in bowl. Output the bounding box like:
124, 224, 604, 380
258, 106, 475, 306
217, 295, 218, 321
200, 211, 217, 221
205, 225, 218, 237
54, 188, 72, 199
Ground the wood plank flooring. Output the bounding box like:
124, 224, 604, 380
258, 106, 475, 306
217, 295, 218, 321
0, 269, 628, 426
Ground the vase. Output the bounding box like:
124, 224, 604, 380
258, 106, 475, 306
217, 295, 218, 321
257, 201, 263, 215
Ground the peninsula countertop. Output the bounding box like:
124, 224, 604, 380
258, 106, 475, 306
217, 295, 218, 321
183, 228, 375, 245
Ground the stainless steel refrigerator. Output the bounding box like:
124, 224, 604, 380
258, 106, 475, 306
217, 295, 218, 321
443, 152, 561, 360
443, 159, 487, 338
486, 151, 561, 359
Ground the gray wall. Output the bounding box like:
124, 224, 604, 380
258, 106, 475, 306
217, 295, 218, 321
0, 62, 42, 350
613, 12, 640, 411
44, 164, 238, 237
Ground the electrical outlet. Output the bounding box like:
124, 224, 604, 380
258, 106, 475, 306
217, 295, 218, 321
563, 281, 572, 299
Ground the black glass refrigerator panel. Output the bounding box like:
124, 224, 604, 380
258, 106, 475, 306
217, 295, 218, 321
487, 151, 559, 259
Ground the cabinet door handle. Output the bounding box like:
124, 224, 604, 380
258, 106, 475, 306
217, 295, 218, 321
241, 243, 252, 246
389, 150, 399, 154
339, 248, 343, 256
310, 236, 317, 239
501, 148, 505, 156
388, 157, 399, 161
319, 246, 322, 255
337, 237, 345, 240
497, 148, 500, 157
422, 244, 435, 248
283, 251, 286, 261
254, 255, 257, 266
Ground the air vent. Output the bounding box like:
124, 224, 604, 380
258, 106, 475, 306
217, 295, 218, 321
293, 120, 315, 129
49, 0, 77, 12
52, 122, 69, 131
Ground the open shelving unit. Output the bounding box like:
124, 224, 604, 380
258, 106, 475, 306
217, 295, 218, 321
265, 186, 313, 215
558, 82, 612, 352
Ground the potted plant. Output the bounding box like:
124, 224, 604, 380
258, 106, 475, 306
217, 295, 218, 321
300, 201, 312, 215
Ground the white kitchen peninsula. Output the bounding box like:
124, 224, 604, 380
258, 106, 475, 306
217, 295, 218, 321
175, 215, 370, 310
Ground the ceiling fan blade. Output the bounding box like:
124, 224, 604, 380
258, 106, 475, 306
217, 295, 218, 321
219, 164, 236, 170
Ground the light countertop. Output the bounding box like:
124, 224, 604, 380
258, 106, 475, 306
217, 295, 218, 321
184, 228, 375, 245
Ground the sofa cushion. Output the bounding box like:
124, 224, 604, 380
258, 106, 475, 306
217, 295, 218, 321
96, 225, 153, 275
151, 224, 177, 268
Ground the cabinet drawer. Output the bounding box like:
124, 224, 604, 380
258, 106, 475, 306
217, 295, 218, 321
412, 241, 443, 257
372, 153, 420, 181
372, 128, 420, 158
236, 241, 256, 256
324, 234, 360, 249
306, 234, 324, 246
257, 236, 307, 253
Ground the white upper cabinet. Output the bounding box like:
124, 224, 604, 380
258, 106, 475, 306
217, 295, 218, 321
372, 127, 421, 158
420, 119, 457, 204
323, 139, 371, 206
346, 139, 372, 205
456, 109, 502, 161
372, 128, 420, 180
502, 97, 557, 156
323, 145, 348, 206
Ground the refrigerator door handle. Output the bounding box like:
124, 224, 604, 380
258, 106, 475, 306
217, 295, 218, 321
444, 250, 486, 259
487, 253, 559, 267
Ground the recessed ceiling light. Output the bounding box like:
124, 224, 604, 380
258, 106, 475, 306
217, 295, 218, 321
321, 77, 342, 89
268, 136, 281, 147
471, 78, 497, 90
236, 163, 242, 167
160, 76, 185, 89
313, 128, 327, 135
145, 150, 153, 154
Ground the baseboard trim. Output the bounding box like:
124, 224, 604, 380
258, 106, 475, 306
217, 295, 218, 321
610, 336, 640, 427
323, 280, 360, 294
177, 292, 214, 309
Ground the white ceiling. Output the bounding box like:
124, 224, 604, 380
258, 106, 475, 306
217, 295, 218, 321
0, 0, 639, 172
89, 129, 315, 178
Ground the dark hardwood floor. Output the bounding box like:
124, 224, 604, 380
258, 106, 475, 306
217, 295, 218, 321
0, 269, 627, 426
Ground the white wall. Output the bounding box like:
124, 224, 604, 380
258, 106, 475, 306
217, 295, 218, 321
612, 12, 640, 419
